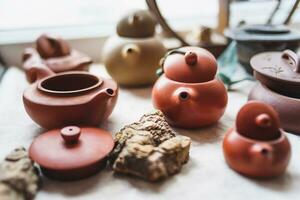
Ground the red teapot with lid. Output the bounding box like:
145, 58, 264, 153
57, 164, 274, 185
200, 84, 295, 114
223, 101, 291, 178
152, 46, 228, 128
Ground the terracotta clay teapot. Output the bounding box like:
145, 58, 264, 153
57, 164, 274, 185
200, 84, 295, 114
249, 50, 300, 134
102, 9, 166, 87
223, 101, 291, 178
30, 126, 114, 181
152, 46, 228, 128
22, 64, 118, 129
23, 33, 92, 83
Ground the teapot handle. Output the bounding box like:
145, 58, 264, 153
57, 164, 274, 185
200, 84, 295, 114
282, 49, 300, 73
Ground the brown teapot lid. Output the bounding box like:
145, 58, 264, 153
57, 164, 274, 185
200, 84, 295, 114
251, 50, 300, 96
161, 46, 217, 83
236, 101, 281, 141
117, 10, 156, 38
29, 126, 114, 180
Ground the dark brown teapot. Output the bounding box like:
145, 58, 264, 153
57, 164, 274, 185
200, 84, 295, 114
249, 50, 300, 135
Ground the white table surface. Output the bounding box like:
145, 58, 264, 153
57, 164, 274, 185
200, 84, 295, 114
0, 65, 300, 200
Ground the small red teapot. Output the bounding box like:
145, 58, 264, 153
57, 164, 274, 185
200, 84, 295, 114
152, 46, 228, 128
223, 101, 291, 178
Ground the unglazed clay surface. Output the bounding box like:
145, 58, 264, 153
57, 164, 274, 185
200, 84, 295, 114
249, 50, 300, 134
103, 36, 166, 86
1, 65, 300, 200
223, 101, 291, 178
23, 71, 118, 129
152, 46, 228, 128
102, 9, 166, 87
30, 127, 114, 181
23, 34, 92, 83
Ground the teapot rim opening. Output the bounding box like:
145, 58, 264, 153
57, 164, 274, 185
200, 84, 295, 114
38, 72, 102, 95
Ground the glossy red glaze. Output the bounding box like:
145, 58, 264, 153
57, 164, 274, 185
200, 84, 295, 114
152, 74, 227, 128
223, 102, 291, 178
23, 70, 118, 129
29, 126, 114, 181
163, 47, 217, 83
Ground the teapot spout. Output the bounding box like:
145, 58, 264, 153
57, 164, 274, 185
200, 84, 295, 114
251, 143, 274, 166
94, 87, 117, 101
172, 87, 197, 105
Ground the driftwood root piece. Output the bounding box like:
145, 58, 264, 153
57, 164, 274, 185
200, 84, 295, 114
111, 111, 191, 181
0, 147, 41, 200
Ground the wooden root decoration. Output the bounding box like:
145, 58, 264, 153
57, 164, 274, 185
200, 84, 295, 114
109, 111, 191, 181
0, 147, 41, 200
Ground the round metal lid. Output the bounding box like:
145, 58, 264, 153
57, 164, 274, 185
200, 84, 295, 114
225, 25, 300, 42
29, 126, 114, 179
161, 46, 217, 83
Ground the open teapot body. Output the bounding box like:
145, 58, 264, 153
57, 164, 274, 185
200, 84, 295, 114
23, 66, 118, 129
152, 46, 228, 128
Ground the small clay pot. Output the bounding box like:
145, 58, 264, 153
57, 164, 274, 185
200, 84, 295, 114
152, 46, 228, 128
223, 101, 291, 178
23, 65, 118, 129
23, 34, 92, 83
29, 126, 114, 181
102, 9, 166, 87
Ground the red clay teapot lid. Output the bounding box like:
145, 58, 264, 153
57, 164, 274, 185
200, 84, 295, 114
161, 46, 217, 83
236, 101, 281, 141
251, 50, 300, 95
29, 126, 114, 179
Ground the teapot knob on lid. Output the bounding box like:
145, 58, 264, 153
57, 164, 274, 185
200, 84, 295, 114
282, 49, 300, 73
61, 126, 81, 144
185, 51, 197, 66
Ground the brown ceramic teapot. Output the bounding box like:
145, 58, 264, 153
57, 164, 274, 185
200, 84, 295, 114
102, 10, 166, 87
23, 34, 92, 83
223, 101, 291, 178
249, 50, 300, 134
22, 64, 118, 129
152, 46, 228, 128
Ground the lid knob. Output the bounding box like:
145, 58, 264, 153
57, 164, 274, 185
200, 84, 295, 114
255, 113, 271, 128
282, 50, 300, 73
61, 126, 81, 144
185, 51, 198, 66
